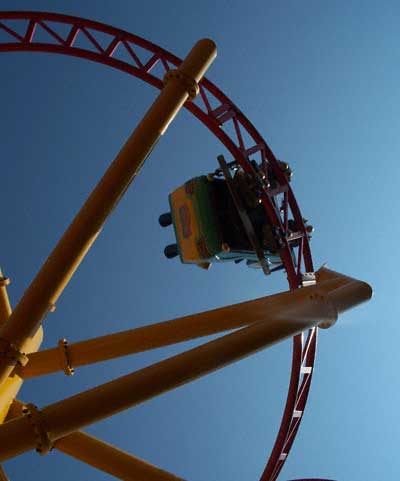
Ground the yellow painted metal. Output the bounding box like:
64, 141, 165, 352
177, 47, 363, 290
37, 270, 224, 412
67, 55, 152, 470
0, 268, 372, 461
0, 270, 43, 424
0, 377, 24, 425
6, 400, 183, 481
0, 344, 42, 424
18, 266, 370, 379
0, 39, 217, 386
18, 286, 327, 378
55, 432, 185, 481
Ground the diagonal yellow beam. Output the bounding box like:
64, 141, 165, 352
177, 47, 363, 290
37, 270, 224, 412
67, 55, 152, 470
56, 432, 185, 481
17, 283, 319, 379
0, 38, 217, 387
0, 270, 42, 424
0, 269, 372, 461
18, 267, 371, 379
8, 400, 183, 481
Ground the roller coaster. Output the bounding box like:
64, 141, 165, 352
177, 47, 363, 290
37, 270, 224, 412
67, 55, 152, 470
0, 11, 372, 481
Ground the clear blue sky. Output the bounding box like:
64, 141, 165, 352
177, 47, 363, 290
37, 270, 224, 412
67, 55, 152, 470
0, 1, 397, 480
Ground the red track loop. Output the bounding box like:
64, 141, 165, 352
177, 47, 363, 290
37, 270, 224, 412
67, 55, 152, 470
0, 11, 317, 480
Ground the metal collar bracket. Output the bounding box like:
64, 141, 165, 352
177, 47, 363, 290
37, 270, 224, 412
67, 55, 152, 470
164, 69, 199, 100
57, 339, 74, 376
0, 338, 28, 367
22, 403, 52, 455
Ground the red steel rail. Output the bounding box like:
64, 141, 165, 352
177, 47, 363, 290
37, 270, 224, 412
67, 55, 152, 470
0, 11, 317, 480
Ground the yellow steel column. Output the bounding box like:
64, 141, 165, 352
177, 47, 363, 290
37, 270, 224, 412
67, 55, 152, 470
6, 400, 184, 481
55, 432, 185, 481
0, 270, 43, 423
0, 271, 372, 460
0, 39, 217, 386
18, 281, 329, 378
0, 269, 16, 425
18, 266, 368, 379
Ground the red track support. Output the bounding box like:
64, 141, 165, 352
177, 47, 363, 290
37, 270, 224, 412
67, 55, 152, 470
0, 11, 317, 480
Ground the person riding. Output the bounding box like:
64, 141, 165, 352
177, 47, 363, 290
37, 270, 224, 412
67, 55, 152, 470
159, 159, 296, 271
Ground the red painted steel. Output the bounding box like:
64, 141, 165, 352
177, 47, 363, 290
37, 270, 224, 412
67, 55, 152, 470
0, 11, 317, 480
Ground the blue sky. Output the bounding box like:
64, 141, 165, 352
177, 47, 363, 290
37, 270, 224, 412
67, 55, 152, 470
0, 1, 397, 480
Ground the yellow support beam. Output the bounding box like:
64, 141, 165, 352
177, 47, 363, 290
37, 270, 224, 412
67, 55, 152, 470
56, 432, 185, 481
7, 400, 184, 481
18, 267, 367, 379
0, 39, 217, 386
0, 269, 371, 461
0, 270, 42, 424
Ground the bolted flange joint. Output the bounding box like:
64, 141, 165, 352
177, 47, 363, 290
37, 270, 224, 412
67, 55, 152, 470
57, 338, 74, 376
0, 338, 28, 367
22, 403, 52, 455
163, 69, 199, 100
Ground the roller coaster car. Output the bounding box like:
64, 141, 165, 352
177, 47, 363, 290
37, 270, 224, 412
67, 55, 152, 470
159, 156, 287, 274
